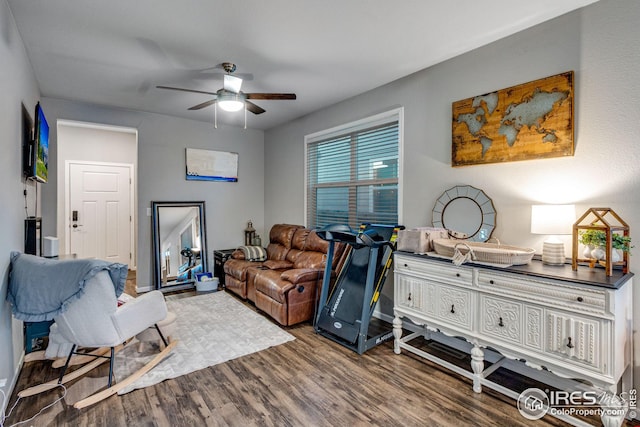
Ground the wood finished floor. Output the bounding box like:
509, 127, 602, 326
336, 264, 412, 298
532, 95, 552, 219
5, 275, 624, 426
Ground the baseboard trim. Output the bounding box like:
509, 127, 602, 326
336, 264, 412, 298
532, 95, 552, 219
3, 352, 24, 414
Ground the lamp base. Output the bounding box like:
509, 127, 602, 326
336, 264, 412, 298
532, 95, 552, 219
542, 241, 566, 265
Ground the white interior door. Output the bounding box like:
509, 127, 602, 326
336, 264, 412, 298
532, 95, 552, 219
68, 162, 132, 264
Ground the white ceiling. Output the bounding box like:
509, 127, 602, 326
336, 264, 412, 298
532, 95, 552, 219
7, 0, 598, 130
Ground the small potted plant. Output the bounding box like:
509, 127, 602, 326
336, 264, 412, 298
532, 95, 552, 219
579, 229, 632, 261
579, 229, 606, 248
612, 234, 633, 257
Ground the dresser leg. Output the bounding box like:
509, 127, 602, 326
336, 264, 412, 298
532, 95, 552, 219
393, 316, 403, 354
600, 393, 626, 427
471, 345, 484, 393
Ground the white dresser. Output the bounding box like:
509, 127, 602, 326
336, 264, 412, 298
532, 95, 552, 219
393, 252, 634, 426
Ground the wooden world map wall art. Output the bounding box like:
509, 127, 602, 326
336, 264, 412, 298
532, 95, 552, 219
451, 71, 574, 167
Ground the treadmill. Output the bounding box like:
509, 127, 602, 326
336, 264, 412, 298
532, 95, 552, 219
314, 223, 402, 354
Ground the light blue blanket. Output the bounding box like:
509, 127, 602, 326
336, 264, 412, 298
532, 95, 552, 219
7, 252, 128, 322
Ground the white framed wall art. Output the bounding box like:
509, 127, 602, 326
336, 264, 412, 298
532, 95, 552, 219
185, 148, 238, 182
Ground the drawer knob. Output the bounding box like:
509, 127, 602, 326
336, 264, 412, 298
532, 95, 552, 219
489, 280, 495, 284
408, 293, 412, 302
450, 304, 455, 314
456, 273, 460, 277
567, 337, 574, 349
498, 317, 504, 327
404, 263, 408, 267
576, 297, 584, 302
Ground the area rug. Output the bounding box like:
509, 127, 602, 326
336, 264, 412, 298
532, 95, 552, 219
113, 291, 295, 394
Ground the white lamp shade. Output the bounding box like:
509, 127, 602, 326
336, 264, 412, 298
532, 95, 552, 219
531, 204, 575, 265
530, 204, 575, 235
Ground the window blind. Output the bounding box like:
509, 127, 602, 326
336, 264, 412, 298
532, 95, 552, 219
306, 114, 400, 230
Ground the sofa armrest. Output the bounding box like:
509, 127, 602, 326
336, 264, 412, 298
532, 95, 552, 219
231, 249, 245, 260
280, 268, 324, 284
263, 259, 293, 270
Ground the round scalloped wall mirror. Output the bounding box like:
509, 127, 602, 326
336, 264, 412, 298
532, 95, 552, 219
432, 185, 496, 242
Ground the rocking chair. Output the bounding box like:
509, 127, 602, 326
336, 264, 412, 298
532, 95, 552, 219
8, 253, 176, 408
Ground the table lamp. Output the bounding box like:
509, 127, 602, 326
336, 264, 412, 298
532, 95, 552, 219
530, 204, 575, 265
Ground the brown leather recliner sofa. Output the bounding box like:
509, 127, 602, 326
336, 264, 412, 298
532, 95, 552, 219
224, 223, 347, 326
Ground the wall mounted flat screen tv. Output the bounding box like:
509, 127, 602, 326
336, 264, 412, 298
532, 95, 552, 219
24, 102, 49, 183
21, 104, 33, 179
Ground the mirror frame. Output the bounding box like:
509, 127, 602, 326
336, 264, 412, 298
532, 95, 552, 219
432, 185, 496, 242
152, 201, 208, 291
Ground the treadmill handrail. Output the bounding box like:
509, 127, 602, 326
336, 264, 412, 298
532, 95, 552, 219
317, 224, 394, 248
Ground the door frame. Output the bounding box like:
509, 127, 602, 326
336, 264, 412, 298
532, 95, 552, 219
64, 160, 135, 268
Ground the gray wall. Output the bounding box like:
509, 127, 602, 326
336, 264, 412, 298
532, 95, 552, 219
40, 98, 265, 290
265, 0, 640, 381
0, 0, 40, 405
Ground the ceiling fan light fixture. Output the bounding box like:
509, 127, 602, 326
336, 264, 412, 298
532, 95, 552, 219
217, 91, 245, 112
218, 100, 244, 112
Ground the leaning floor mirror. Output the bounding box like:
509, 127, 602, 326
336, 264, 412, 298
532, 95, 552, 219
152, 201, 208, 291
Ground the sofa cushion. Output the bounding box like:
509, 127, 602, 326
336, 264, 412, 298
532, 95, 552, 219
303, 230, 329, 253
266, 243, 289, 261
291, 228, 311, 250
292, 251, 326, 270
266, 224, 304, 261
284, 229, 310, 264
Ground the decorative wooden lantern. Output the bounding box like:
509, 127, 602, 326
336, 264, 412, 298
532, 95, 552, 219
244, 220, 256, 246
572, 208, 629, 276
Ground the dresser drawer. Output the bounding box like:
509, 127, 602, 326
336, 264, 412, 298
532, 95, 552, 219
395, 255, 473, 288
477, 271, 607, 317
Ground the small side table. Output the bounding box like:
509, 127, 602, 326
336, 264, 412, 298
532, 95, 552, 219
214, 249, 236, 287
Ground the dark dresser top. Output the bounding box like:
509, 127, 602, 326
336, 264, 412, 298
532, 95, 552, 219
396, 251, 634, 290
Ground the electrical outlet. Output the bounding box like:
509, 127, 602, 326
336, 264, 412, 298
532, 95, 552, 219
0, 378, 6, 388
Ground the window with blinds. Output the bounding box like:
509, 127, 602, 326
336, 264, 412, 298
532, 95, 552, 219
305, 109, 401, 230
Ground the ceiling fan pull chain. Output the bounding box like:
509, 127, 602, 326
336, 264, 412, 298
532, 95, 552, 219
244, 105, 247, 129
214, 103, 218, 129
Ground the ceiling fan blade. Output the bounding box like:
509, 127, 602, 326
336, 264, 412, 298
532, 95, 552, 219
245, 93, 296, 100
245, 101, 266, 115
188, 99, 217, 110
156, 85, 218, 96
223, 75, 243, 93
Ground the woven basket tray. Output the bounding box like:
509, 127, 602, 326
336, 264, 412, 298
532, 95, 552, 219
432, 239, 535, 265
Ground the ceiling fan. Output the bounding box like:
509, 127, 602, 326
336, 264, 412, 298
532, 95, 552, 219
156, 62, 296, 115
